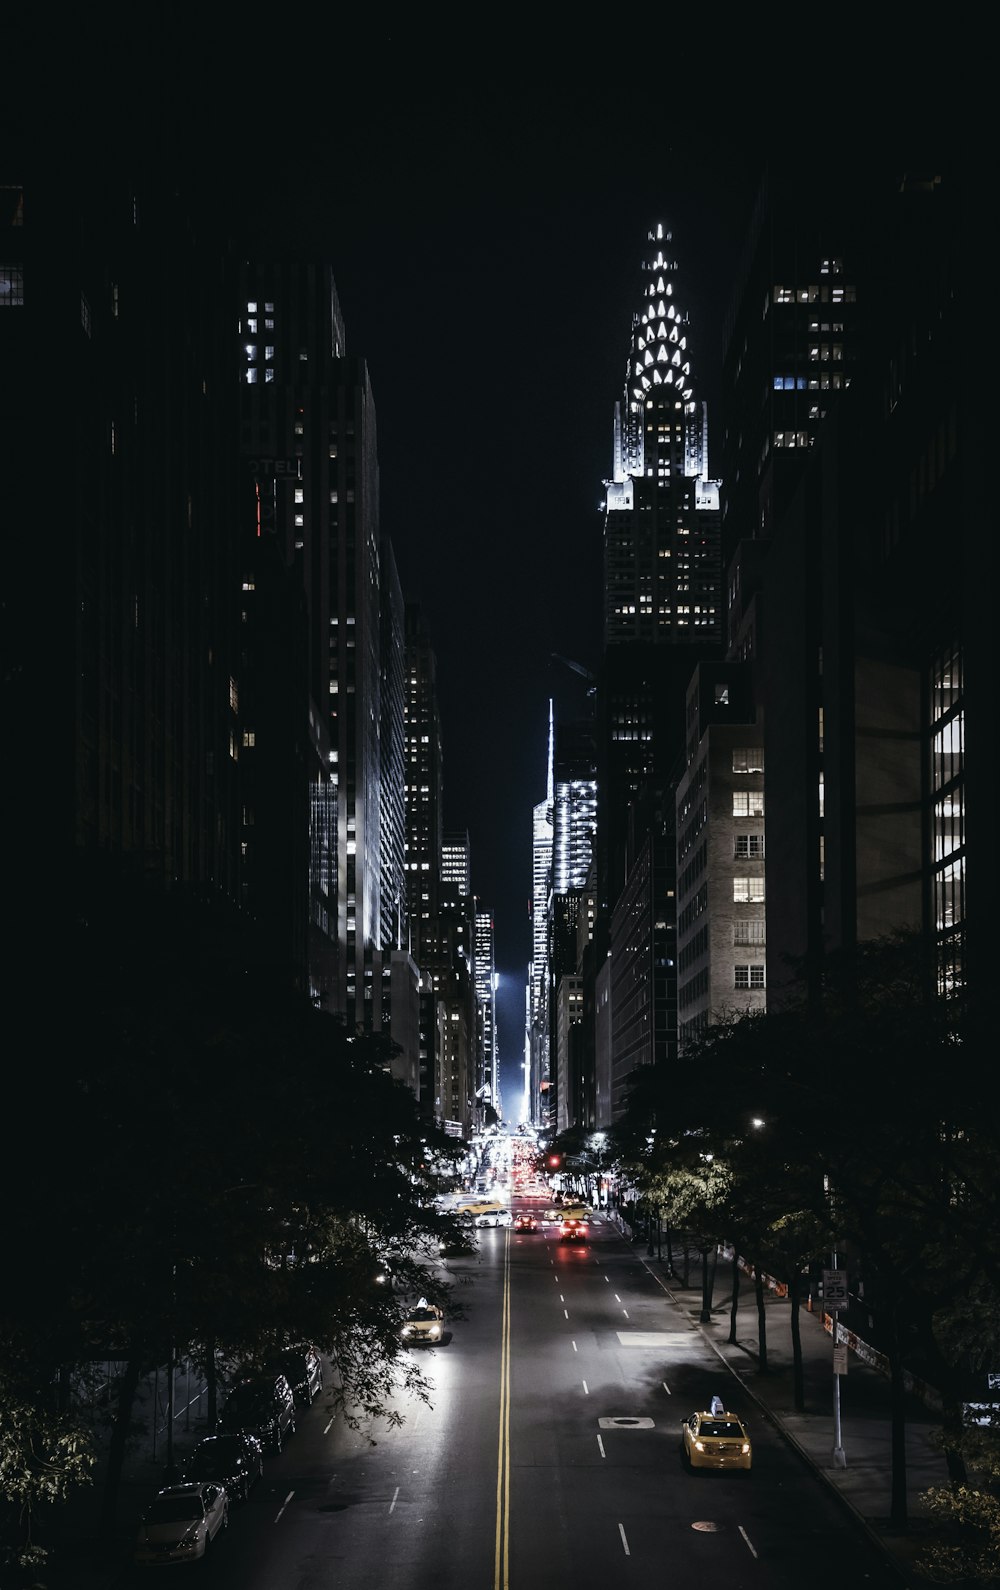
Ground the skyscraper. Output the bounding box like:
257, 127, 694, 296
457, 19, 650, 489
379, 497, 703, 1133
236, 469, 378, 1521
594, 224, 723, 1113
597, 223, 722, 921
527, 704, 555, 1127
238, 259, 406, 1035
404, 602, 444, 943
474, 910, 499, 1118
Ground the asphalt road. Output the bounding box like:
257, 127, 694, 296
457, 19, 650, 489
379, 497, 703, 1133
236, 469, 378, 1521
122, 1216, 904, 1589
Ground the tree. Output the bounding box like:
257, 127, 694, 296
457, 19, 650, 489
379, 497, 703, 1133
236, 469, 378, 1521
0, 1371, 95, 1585
2, 877, 471, 1562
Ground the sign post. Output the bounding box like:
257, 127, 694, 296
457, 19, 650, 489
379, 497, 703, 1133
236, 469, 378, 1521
823, 1264, 848, 1468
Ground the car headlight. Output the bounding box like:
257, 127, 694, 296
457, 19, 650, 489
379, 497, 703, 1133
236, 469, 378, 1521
694, 1440, 705, 1451
741, 1442, 751, 1454
429, 1326, 441, 1338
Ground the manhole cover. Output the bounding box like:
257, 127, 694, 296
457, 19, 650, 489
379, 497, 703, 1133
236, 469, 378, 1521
598, 1416, 655, 1429
692, 1521, 720, 1533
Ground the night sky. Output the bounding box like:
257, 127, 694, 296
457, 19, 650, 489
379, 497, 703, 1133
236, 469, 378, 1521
27, 21, 950, 1110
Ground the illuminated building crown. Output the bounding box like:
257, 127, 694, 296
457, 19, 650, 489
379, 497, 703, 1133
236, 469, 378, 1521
628, 222, 693, 405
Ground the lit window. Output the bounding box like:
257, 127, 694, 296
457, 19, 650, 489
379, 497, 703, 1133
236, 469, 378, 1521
733, 877, 765, 903
242, 729, 256, 748
732, 748, 764, 772
732, 792, 764, 817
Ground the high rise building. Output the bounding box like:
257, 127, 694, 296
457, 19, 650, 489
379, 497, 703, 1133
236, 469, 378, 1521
379, 540, 408, 953
720, 159, 984, 1017
597, 224, 723, 921
3, 148, 255, 1023
675, 663, 765, 1042
552, 719, 597, 895
474, 910, 499, 1118
404, 603, 444, 942
527, 705, 555, 1127
594, 224, 723, 1113
237, 258, 413, 1053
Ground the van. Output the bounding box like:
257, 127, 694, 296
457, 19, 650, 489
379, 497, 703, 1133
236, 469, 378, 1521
218, 1373, 296, 1453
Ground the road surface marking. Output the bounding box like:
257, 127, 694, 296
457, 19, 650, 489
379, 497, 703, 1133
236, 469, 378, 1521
614, 1293, 621, 1302
572, 1340, 578, 1352
582, 1380, 589, 1395
739, 1526, 758, 1558
494, 1228, 511, 1590
323, 1416, 336, 1433
564, 1309, 569, 1319
597, 1434, 605, 1457
622, 1309, 630, 1319
619, 1523, 630, 1556
389, 1486, 399, 1515
662, 1381, 671, 1394
274, 1491, 294, 1522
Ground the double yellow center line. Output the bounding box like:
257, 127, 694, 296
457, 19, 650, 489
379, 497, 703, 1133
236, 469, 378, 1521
494, 1228, 512, 1590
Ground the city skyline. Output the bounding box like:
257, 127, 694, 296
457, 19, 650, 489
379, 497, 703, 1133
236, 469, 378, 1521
6, 34, 963, 1103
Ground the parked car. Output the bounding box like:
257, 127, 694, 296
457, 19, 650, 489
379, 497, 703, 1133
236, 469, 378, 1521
263, 1344, 324, 1406
680, 1409, 753, 1471
400, 1301, 445, 1345
218, 1373, 296, 1453
134, 1482, 228, 1567
181, 1432, 263, 1502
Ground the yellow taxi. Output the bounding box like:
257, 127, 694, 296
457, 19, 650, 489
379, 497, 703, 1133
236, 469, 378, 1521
400, 1301, 445, 1345
680, 1408, 752, 1471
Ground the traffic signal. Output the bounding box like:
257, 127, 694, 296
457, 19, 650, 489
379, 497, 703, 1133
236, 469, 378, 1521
547, 1153, 563, 1169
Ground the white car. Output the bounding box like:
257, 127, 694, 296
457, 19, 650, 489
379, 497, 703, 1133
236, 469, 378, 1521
475, 1209, 512, 1228
134, 1482, 228, 1566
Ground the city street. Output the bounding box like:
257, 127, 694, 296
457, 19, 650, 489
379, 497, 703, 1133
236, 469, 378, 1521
88, 1214, 907, 1589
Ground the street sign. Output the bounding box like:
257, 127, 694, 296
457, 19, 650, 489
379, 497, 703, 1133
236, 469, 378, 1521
833, 1345, 849, 1375
823, 1269, 849, 1310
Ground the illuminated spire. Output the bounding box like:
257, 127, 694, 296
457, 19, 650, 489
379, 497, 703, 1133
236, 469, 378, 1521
628, 224, 694, 406
546, 698, 554, 808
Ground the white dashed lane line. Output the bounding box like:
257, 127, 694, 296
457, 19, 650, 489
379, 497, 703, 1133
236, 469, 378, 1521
739, 1526, 758, 1558
618, 1523, 631, 1557
274, 1491, 294, 1523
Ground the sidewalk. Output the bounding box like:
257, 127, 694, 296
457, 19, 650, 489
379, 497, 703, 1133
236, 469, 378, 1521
623, 1229, 962, 1589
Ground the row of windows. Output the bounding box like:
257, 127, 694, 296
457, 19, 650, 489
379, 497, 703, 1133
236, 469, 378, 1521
734, 965, 766, 988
